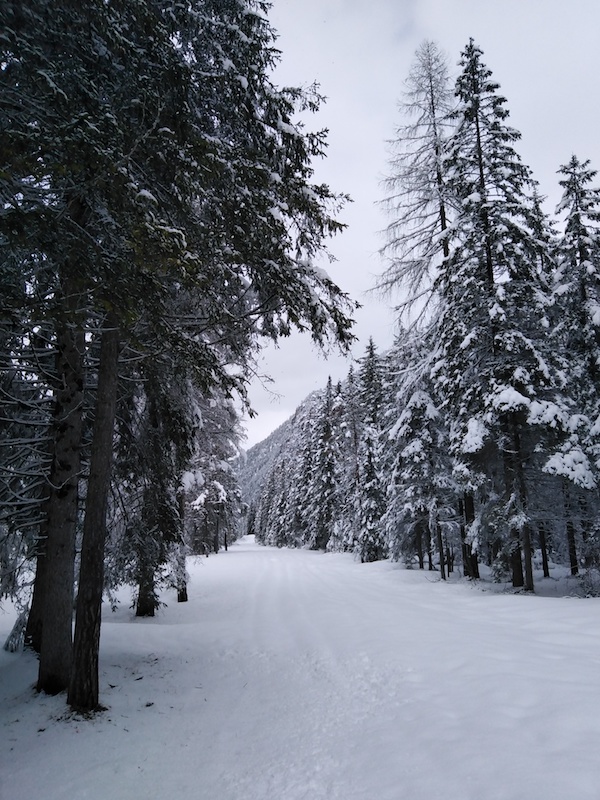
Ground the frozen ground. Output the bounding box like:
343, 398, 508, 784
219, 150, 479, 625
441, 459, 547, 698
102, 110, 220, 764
1, 536, 600, 800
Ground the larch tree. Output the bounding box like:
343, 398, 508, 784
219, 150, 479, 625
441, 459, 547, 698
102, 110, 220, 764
378, 40, 455, 323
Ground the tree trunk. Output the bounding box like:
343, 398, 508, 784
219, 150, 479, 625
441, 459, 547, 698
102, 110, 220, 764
522, 524, 534, 592
564, 483, 579, 576
25, 436, 54, 653
213, 513, 219, 554
68, 318, 119, 712
136, 564, 157, 617
539, 524, 550, 579
566, 518, 579, 576
176, 493, 188, 601
415, 522, 424, 570
459, 493, 480, 579
26, 537, 48, 653
435, 518, 446, 580
446, 545, 454, 574
510, 540, 525, 588
37, 316, 84, 694
501, 414, 530, 590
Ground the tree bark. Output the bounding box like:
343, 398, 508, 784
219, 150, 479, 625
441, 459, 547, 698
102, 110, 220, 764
176, 493, 188, 601
564, 484, 579, 576
25, 544, 48, 653
37, 315, 84, 694
539, 524, 550, 579
415, 522, 424, 570
459, 493, 480, 579
434, 516, 446, 580
136, 560, 157, 617
68, 317, 119, 712
566, 518, 579, 576
501, 414, 531, 590
25, 437, 54, 652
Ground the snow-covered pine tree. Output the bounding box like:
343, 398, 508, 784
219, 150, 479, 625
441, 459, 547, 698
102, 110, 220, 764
307, 378, 339, 551
355, 341, 387, 561
2, 0, 356, 711
545, 156, 600, 569
335, 366, 363, 552
384, 331, 454, 573
433, 40, 568, 590
356, 428, 387, 562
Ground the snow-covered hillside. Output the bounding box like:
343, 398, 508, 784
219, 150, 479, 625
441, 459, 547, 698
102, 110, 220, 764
2, 537, 599, 799
237, 390, 321, 508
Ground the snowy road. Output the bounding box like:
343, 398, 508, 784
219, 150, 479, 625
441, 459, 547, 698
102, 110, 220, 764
2, 536, 600, 799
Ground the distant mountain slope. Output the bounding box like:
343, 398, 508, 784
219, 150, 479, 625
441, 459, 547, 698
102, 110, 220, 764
236, 391, 322, 508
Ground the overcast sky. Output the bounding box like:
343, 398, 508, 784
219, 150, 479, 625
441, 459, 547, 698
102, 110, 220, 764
242, 0, 600, 448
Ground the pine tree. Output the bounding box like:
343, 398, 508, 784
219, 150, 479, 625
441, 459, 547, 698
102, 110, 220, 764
355, 340, 386, 561
384, 332, 453, 572
336, 366, 362, 551
307, 378, 338, 551
356, 429, 387, 562
553, 156, 600, 469
2, 0, 356, 711
434, 40, 567, 590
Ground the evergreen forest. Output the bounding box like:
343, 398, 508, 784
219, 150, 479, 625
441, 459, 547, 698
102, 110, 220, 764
3, 1, 600, 720
247, 40, 600, 598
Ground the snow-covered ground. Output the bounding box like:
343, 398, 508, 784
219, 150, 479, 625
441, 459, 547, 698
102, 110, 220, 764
2, 536, 600, 800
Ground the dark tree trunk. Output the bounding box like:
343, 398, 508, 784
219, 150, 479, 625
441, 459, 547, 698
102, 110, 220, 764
68, 318, 119, 712
539, 524, 550, 579
176, 493, 188, 602
415, 522, 424, 570
566, 518, 579, 576
501, 414, 530, 590
213, 513, 219, 554
26, 537, 48, 653
510, 540, 525, 588
434, 517, 446, 580
578, 495, 593, 568
25, 437, 54, 653
564, 484, 579, 576
136, 566, 157, 617
459, 493, 480, 579
37, 316, 84, 694
177, 585, 188, 603
135, 575, 156, 617
522, 524, 534, 592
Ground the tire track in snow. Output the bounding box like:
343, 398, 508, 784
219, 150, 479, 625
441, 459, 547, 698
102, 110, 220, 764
206, 542, 419, 800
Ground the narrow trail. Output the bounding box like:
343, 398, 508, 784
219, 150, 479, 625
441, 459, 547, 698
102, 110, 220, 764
2, 536, 600, 799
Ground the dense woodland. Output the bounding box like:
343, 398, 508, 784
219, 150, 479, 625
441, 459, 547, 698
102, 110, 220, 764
247, 41, 600, 596
0, 0, 355, 711
3, 2, 600, 716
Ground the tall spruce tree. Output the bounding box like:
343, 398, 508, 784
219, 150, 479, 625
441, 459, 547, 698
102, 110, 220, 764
307, 378, 338, 551
433, 40, 568, 590
355, 340, 386, 561
553, 156, 600, 473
